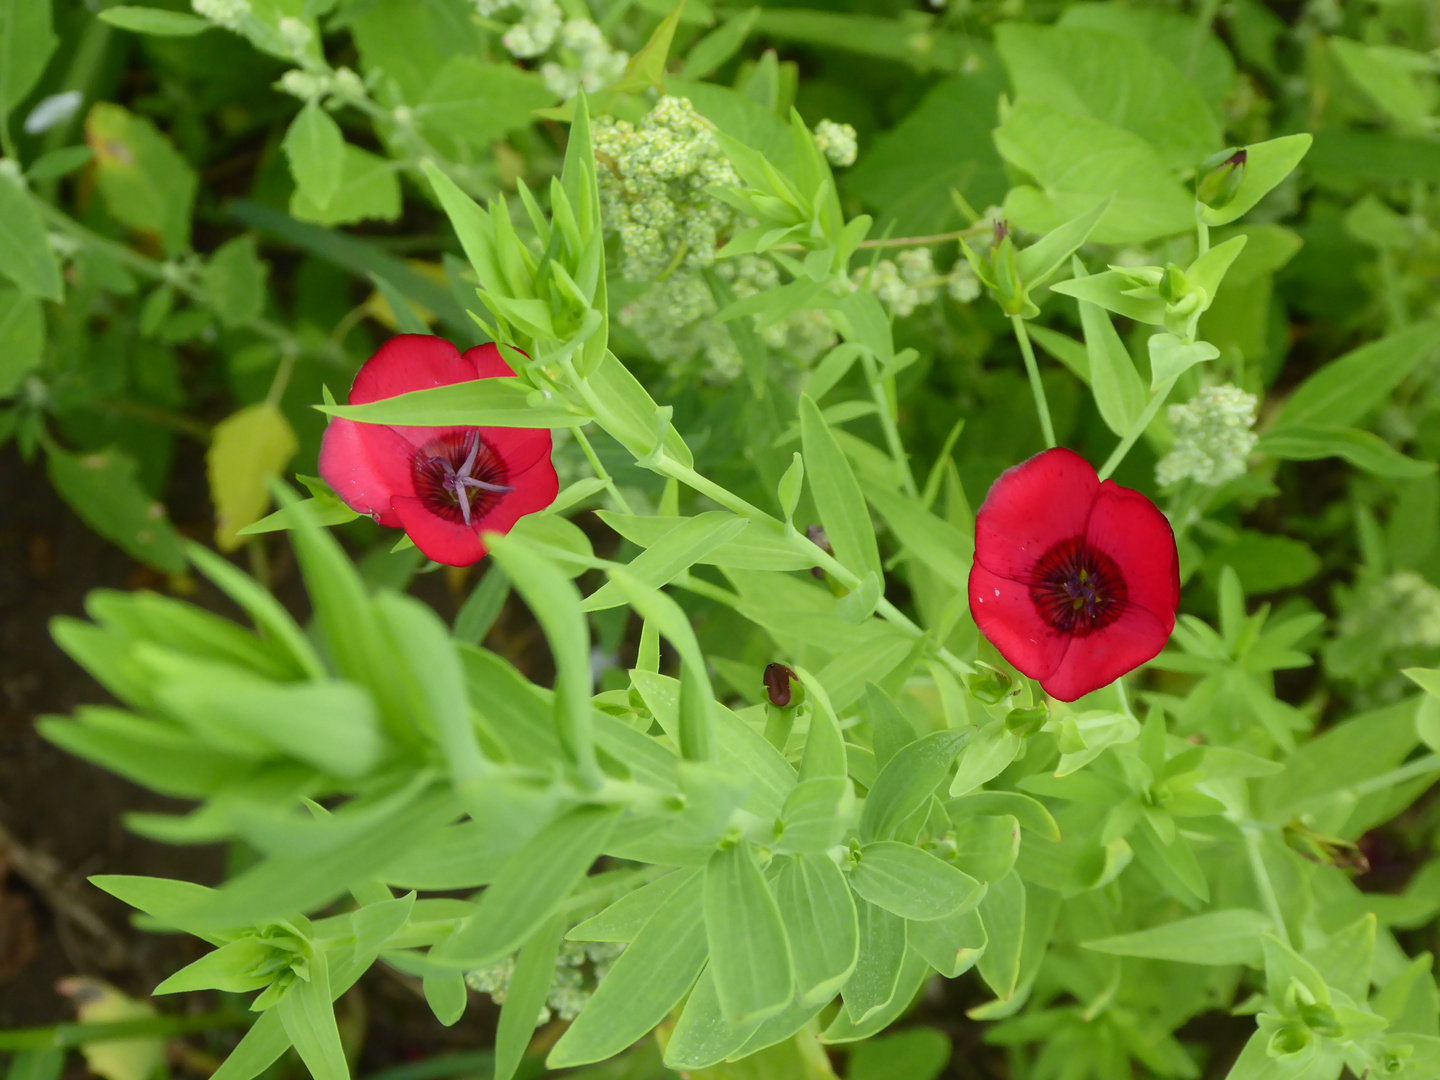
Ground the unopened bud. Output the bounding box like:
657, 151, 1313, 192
967, 663, 1013, 705
1196, 149, 1246, 210
1005, 705, 1047, 736
763, 663, 801, 708
1158, 264, 1190, 304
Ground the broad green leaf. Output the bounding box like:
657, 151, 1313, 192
663, 968, 760, 1070
547, 872, 708, 1068
441, 805, 618, 967
850, 842, 982, 921
87, 103, 197, 255
90, 874, 224, 940
486, 535, 597, 784
847, 1028, 951, 1080
321, 376, 583, 428
1072, 260, 1146, 436
777, 777, 853, 854
800, 394, 882, 584
704, 842, 794, 1024
48, 447, 185, 572
98, 7, 209, 36
203, 236, 268, 328
0, 172, 63, 301
583, 513, 747, 610
994, 101, 1193, 244
996, 24, 1219, 169
1198, 134, 1312, 226
495, 916, 565, 1080
774, 853, 858, 1006
908, 906, 986, 979
1083, 908, 1271, 966
0, 284, 44, 394
276, 953, 347, 1080
1304, 914, 1374, 1004
859, 729, 972, 842
1330, 38, 1435, 130
350, 893, 414, 957
568, 869, 697, 943
976, 870, 1025, 999
208, 404, 298, 551
290, 144, 400, 227
1014, 197, 1111, 288
1147, 332, 1219, 390
842, 899, 907, 1025
588, 350, 691, 464
414, 58, 554, 147
1259, 424, 1435, 479
949, 719, 1022, 797
0, 0, 57, 125
951, 814, 1019, 883
1270, 321, 1440, 429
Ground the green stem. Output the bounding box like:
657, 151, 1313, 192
1011, 315, 1056, 449
1244, 827, 1290, 947
0, 1009, 250, 1052
266, 346, 299, 407
572, 425, 634, 514
860, 351, 918, 497
1347, 753, 1440, 800
93, 398, 212, 441
1378, 248, 1407, 333
1097, 375, 1177, 481
1195, 216, 1210, 257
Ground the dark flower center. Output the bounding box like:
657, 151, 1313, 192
1027, 535, 1127, 637
411, 430, 512, 528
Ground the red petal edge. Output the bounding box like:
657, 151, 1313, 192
973, 447, 1100, 583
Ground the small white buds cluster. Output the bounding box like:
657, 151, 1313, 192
541, 19, 629, 99
854, 248, 940, 318
466, 940, 625, 1024
946, 258, 981, 303
277, 70, 330, 100
498, 0, 563, 58
813, 119, 857, 167
1156, 384, 1259, 487
277, 17, 313, 58
192, 0, 250, 30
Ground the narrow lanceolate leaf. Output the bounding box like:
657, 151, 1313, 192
774, 853, 858, 1005
849, 842, 982, 921
1071, 258, 1146, 437
440, 805, 618, 967
582, 512, 747, 611
494, 917, 566, 1080
800, 393, 883, 584
320, 377, 584, 428
1082, 909, 1272, 967
0, 171, 63, 300
276, 953, 349, 1080
704, 842, 794, 1025
283, 102, 345, 210
1270, 320, 1440, 430
841, 899, 907, 1025
859, 728, 973, 842
547, 872, 709, 1068
0, 0, 58, 125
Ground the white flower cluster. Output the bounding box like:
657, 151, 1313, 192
192, 0, 250, 30
541, 20, 629, 99
1348, 572, 1440, 650
277, 70, 330, 100
813, 119, 857, 167
1155, 384, 1259, 487
277, 17, 312, 57
593, 96, 742, 282
476, 0, 563, 58
946, 258, 981, 302
466, 940, 625, 1024
854, 248, 940, 317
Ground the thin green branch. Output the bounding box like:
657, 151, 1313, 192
1011, 315, 1056, 449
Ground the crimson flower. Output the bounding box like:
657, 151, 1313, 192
968, 448, 1179, 702
319, 335, 558, 567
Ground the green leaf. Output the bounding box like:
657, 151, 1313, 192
1198, 134, 1312, 226
583, 513, 746, 611
613, 1, 685, 94
1304, 914, 1374, 1004
414, 58, 554, 147
203, 235, 268, 328
663, 968, 759, 1070
994, 101, 1193, 245
774, 853, 858, 1006
276, 952, 348, 1080
908, 906, 985, 979
996, 24, 1220, 169
568, 869, 698, 943
440, 805, 619, 967
0, 172, 63, 301
1015, 197, 1111, 289
1083, 909, 1271, 966
320, 377, 583, 428
823, 951, 930, 1044
1147, 332, 1219, 390
850, 842, 982, 921
0, 284, 44, 395
1258, 424, 1436, 479
704, 842, 794, 1024
495, 916, 565, 1080
0, 0, 57, 126
800, 394, 882, 584
1270, 321, 1440, 429
976, 870, 1025, 999
547, 872, 708, 1068
283, 103, 345, 211
776, 777, 853, 854
87, 103, 198, 255
1049, 269, 1167, 325
841, 898, 907, 1025
847, 1028, 951, 1080
98, 7, 209, 35
1331, 38, 1435, 130
423, 970, 468, 1026
290, 144, 400, 227
598, 513, 812, 572
154, 938, 274, 995
864, 485, 973, 592
208, 404, 298, 551
681, 7, 760, 79
48, 447, 185, 572
859, 729, 972, 842
1070, 260, 1146, 437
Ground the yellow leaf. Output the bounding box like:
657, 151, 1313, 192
57, 977, 164, 1080
207, 402, 299, 551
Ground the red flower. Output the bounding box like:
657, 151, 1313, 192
319, 335, 558, 567
968, 448, 1179, 702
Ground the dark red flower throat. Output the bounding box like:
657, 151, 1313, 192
1028, 535, 1127, 637
411, 430, 513, 528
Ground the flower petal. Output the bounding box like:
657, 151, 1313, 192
1040, 604, 1171, 702
318, 417, 415, 528
479, 424, 553, 479
1085, 481, 1181, 627
463, 343, 517, 380
974, 447, 1100, 582
349, 335, 486, 446
969, 561, 1071, 683
393, 496, 489, 567
476, 456, 560, 536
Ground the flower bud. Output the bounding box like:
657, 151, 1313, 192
1005, 704, 1047, 736
1196, 149, 1246, 211
967, 663, 1013, 705
763, 663, 802, 708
